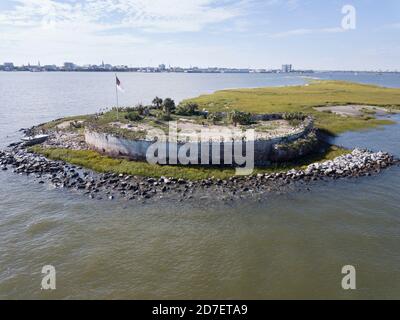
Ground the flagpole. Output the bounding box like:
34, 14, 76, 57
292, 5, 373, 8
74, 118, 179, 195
115, 73, 119, 121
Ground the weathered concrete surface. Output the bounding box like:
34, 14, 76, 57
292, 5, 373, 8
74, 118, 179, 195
85, 130, 153, 161
85, 116, 315, 166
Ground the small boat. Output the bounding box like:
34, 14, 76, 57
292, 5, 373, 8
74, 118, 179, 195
21, 134, 49, 146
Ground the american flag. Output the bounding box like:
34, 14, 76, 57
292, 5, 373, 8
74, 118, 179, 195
116, 75, 124, 92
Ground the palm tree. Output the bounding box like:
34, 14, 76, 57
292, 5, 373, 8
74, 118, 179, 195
152, 97, 163, 109
163, 98, 175, 117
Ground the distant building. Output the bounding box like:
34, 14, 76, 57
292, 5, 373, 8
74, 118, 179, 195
282, 64, 293, 73
28, 64, 42, 72
3, 62, 15, 71
63, 62, 75, 71
158, 64, 166, 71
43, 65, 58, 71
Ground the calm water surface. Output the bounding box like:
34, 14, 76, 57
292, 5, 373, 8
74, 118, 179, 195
0, 72, 399, 299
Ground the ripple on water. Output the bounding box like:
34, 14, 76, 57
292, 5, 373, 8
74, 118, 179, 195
25, 219, 60, 236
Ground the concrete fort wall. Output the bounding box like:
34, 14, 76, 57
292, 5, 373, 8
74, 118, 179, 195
84, 116, 315, 166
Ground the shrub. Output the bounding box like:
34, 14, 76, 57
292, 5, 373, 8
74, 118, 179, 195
282, 112, 306, 121
125, 111, 142, 122
207, 112, 223, 124
125, 106, 136, 112
70, 121, 83, 129
135, 103, 151, 116
176, 103, 199, 116
155, 110, 172, 121
283, 112, 306, 127
228, 110, 252, 126
275, 131, 318, 152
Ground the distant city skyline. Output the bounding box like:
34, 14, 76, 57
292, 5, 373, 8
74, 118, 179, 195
1, 60, 399, 73
3, 60, 315, 73
0, 1, 399, 70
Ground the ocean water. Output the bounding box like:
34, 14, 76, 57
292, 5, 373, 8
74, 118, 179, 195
0, 72, 399, 299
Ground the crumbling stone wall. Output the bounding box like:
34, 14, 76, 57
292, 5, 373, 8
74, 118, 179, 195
85, 115, 316, 166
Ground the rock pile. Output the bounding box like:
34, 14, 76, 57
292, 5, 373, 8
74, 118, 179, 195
264, 148, 396, 182
42, 131, 88, 150
0, 147, 398, 201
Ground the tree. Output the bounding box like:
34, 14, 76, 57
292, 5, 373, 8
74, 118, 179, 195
228, 110, 251, 126
125, 111, 142, 122
162, 98, 176, 117
229, 110, 240, 127
208, 112, 222, 124
176, 102, 199, 116
135, 103, 146, 116
152, 97, 163, 109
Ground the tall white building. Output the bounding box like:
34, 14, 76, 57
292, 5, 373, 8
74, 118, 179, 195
282, 64, 293, 73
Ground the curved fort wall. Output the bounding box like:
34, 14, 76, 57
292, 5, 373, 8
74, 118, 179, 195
84, 116, 315, 166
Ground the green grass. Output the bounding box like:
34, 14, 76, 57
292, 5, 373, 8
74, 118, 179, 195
31, 145, 349, 180
38, 115, 92, 131
43, 81, 399, 137
184, 80, 400, 135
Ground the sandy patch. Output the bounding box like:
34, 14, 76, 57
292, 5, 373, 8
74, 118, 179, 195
57, 120, 84, 129
314, 105, 396, 117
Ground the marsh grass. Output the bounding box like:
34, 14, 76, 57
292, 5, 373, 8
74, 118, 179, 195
184, 81, 400, 135
41, 81, 399, 137
31, 144, 349, 180
38, 115, 91, 131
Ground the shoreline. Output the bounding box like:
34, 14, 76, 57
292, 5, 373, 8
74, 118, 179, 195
2, 79, 399, 200
1, 146, 397, 202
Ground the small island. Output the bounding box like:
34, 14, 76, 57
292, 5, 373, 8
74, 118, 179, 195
1, 81, 399, 201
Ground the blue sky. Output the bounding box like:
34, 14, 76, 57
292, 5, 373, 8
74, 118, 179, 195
0, 0, 399, 70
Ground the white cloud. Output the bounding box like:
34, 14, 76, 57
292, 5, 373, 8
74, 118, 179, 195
0, 0, 251, 63
268, 27, 346, 39
262, 0, 299, 10
0, 0, 246, 32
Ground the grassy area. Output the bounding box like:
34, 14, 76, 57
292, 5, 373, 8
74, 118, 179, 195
184, 80, 400, 135
31, 145, 349, 180
40, 81, 400, 137
31, 80, 398, 179
38, 115, 92, 131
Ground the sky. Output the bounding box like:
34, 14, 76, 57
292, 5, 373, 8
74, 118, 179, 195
0, 0, 399, 70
